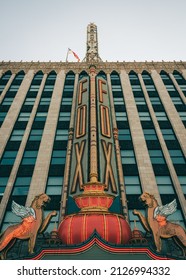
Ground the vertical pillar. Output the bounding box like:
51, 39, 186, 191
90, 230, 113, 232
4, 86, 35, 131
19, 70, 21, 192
0, 70, 3, 78
107, 73, 128, 220
120, 70, 161, 202
138, 73, 186, 218
0, 74, 48, 226
89, 66, 98, 182
151, 70, 186, 157
0, 73, 16, 104
26, 70, 66, 206
0, 70, 35, 158
60, 73, 79, 222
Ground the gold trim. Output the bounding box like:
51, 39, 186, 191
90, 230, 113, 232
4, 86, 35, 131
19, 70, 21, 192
78, 79, 87, 105
100, 105, 111, 138
71, 141, 85, 193
98, 79, 107, 103
76, 105, 87, 138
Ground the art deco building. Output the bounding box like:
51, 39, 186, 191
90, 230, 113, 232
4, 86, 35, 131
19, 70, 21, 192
0, 23, 185, 259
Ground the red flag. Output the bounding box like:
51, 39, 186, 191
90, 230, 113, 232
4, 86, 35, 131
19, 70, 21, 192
68, 48, 80, 62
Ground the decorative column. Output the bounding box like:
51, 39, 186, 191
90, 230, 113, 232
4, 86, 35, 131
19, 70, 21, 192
89, 66, 98, 183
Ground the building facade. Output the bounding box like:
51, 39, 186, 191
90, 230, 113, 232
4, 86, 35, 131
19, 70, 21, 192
0, 23, 186, 259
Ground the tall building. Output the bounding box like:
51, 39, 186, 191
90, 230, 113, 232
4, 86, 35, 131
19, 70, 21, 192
0, 23, 186, 260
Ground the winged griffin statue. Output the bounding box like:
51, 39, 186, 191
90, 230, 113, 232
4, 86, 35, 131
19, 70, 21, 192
0, 193, 57, 259
133, 192, 186, 255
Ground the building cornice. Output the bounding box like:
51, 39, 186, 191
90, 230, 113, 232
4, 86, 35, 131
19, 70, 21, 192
0, 61, 186, 75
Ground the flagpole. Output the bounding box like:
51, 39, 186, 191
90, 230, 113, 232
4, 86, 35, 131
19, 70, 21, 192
66, 48, 69, 62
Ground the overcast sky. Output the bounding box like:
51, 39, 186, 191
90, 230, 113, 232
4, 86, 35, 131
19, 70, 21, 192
1, 0, 186, 62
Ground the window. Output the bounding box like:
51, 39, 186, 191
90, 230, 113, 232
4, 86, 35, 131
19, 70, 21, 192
43, 85, 54, 92
55, 129, 68, 141
62, 98, 72, 105
51, 150, 66, 165
156, 176, 175, 194
161, 129, 176, 140
135, 97, 146, 105
8, 85, 20, 92
2, 97, 14, 105
29, 85, 40, 91
131, 85, 141, 91
149, 150, 165, 164
21, 151, 38, 165
12, 177, 31, 196
124, 176, 141, 194
59, 112, 71, 121
0, 177, 9, 195
35, 112, 47, 121
29, 129, 43, 141
119, 129, 131, 140
24, 98, 35, 105
149, 97, 161, 105
143, 129, 158, 140
39, 97, 51, 105
113, 97, 124, 105
115, 112, 127, 121
139, 112, 151, 121
46, 176, 63, 195
171, 97, 183, 105
0, 112, 6, 122
155, 112, 168, 121
169, 150, 186, 164
179, 112, 186, 121
165, 85, 175, 91
10, 130, 24, 141
121, 150, 136, 164
17, 112, 31, 122
145, 85, 156, 91
1, 151, 18, 165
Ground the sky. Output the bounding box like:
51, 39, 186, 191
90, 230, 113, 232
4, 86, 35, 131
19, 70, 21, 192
0, 0, 186, 62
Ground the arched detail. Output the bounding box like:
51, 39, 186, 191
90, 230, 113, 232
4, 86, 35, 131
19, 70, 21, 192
129, 70, 138, 76
34, 70, 44, 76
142, 70, 151, 76
172, 70, 185, 78
66, 70, 75, 76
2, 70, 12, 77
79, 71, 89, 80
160, 70, 169, 76
16, 70, 25, 76
110, 70, 120, 77
97, 71, 107, 79
47, 70, 57, 76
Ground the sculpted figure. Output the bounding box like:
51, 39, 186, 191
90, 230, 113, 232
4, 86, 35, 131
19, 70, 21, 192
0, 193, 57, 259
133, 192, 186, 254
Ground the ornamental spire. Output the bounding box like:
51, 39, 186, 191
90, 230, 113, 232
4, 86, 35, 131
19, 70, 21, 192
83, 23, 102, 62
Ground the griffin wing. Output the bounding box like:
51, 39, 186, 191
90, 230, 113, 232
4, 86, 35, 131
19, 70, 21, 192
154, 199, 177, 218
11, 200, 36, 219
